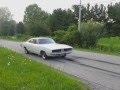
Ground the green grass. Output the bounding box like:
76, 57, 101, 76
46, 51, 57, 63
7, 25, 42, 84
96, 37, 120, 55
75, 37, 120, 56
0, 36, 25, 42
0, 34, 32, 42
0, 47, 89, 90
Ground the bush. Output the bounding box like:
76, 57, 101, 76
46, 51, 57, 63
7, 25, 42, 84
61, 24, 80, 45
79, 22, 104, 48
61, 30, 81, 46
105, 22, 120, 37
53, 30, 66, 43
53, 22, 104, 48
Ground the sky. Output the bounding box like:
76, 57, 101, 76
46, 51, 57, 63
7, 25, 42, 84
0, 0, 119, 22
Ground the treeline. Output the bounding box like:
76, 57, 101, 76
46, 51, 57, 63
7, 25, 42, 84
0, 3, 120, 48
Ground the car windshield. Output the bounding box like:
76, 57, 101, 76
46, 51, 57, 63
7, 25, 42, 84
38, 38, 55, 44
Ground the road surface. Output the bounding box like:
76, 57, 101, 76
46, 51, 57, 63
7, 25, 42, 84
0, 39, 120, 90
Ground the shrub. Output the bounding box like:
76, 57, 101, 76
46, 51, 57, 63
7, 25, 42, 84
53, 30, 66, 43
61, 30, 81, 46
105, 22, 120, 37
79, 22, 104, 48
53, 22, 104, 48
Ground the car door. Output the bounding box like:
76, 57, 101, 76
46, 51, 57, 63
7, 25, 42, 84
30, 39, 39, 54
26, 39, 35, 53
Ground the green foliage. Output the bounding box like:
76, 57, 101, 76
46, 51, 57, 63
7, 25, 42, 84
54, 22, 104, 48
97, 37, 120, 54
0, 34, 33, 42
15, 34, 32, 41
0, 20, 16, 36
79, 22, 104, 48
67, 24, 78, 32
24, 4, 50, 36
61, 30, 81, 46
108, 2, 120, 23
0, 47, 88, 90
29, 24, 50, 36
53, 30, 66, 42
105, 2, 120, 37
60, 24, 79, 45
105, 22, 120, 37
72, 4, 107, 22
0, 7, 15, 36
0, 7, 12, 22
15, 22, 25, 34
49, 8, 76, 32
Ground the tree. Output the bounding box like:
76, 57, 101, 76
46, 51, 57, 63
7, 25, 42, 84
105, 2, 120, 37
0, 20, 16, 36
0, 7, 12, 22
15, 22, 25, 34
91, 4, 106, 22
72, 4, 107, 22
24, 4, 50, 36
48, 8, 76, 32
0, 7, 14, 36
108, 2, 120, 23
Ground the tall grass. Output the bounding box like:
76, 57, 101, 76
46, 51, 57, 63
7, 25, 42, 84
97, 37, 120, 54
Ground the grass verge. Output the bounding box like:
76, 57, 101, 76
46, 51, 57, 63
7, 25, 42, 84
0, 35, 32, 42
0, 36, 24, 42
75, 37, 120, 56
0, 46, 89, 90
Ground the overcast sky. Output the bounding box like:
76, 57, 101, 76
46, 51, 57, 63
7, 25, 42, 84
0, 0, 119, 22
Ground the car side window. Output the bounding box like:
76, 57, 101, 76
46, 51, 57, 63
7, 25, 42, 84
33, 39, 37, 44
28, 39, 33, 43
28, 39, 37, 44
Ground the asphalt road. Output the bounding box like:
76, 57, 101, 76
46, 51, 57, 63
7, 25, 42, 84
0, 39, 120, 90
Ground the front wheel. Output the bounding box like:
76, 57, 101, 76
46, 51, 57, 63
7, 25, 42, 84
41, 51, 48, 60
24, 48, 29, 54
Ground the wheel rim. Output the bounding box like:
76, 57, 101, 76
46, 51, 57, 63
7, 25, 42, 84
42, 53, 46, 60
24, 49, 28, 54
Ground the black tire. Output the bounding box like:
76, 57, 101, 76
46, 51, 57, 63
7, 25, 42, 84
24, 47, 29, 54
41, 51, 48, 60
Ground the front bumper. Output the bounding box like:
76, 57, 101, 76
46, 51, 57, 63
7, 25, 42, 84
49, 51, 72, 56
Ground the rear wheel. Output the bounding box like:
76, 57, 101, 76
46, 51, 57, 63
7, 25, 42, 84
24, 47, 29, 54
41, 51, 48, 60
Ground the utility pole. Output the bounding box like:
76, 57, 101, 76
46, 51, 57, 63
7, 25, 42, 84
78, 0, 81, 31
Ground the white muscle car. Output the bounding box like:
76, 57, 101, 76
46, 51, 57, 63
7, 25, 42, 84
20, 37, 73, 59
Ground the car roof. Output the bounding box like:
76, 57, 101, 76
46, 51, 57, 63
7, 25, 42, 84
30, 37, 51, 40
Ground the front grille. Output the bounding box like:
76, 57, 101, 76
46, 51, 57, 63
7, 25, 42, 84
64, 48, 72, 52
52, 48, 72, 53
52, 49, 61, 53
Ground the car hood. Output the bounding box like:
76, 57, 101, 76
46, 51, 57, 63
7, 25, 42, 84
40, 43, 72, 50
